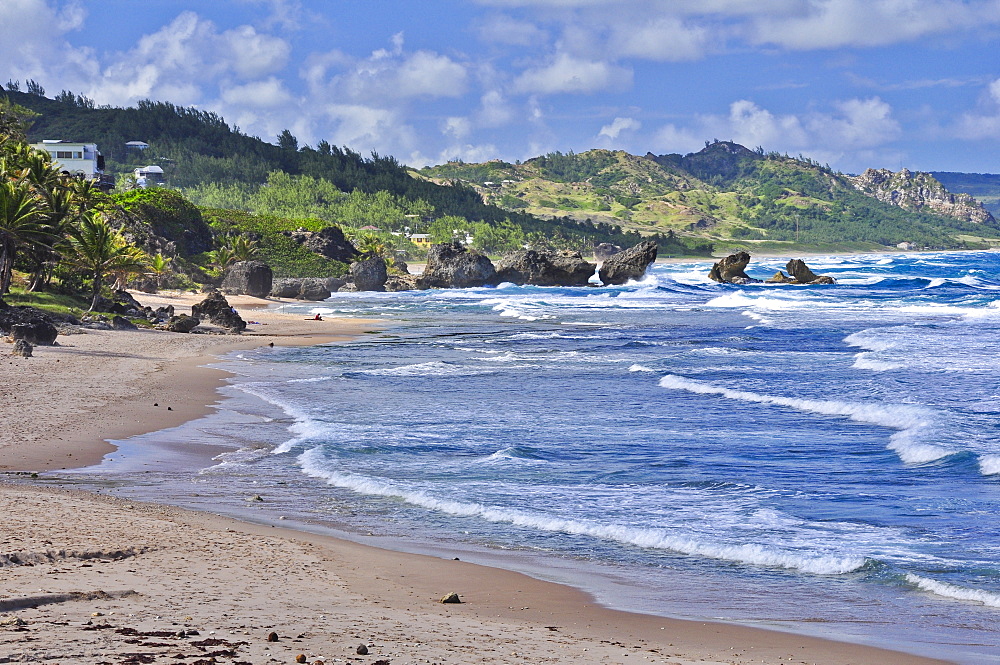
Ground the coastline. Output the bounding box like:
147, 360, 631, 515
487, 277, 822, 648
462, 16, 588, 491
0, 290, 957, 664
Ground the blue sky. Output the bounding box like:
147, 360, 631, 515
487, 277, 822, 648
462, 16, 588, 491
3, 0, 1000, 174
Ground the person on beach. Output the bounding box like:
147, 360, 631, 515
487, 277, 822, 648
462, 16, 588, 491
312, 313, 323, 321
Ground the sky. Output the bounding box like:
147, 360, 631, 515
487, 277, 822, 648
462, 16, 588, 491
2, 0, 1000, 174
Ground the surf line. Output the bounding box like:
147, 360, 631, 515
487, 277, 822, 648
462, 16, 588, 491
656, 374, 955, 465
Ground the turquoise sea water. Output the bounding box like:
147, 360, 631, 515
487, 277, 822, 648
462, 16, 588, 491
61, 251, 1000, 663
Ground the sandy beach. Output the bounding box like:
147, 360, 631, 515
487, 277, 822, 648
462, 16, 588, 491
0, 291, 953, 665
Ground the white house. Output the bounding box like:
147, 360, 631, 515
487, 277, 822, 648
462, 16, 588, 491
31, 139, 104, 177
125, 140, 149, 150
133, 165, 165, 188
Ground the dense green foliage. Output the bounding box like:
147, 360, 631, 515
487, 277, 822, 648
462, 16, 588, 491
111, 187, 213, 255
200, 208, 348, 278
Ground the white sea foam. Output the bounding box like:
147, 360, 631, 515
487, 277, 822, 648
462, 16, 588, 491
361, 361, 497, 377
978, 455, 1000, 476
905, 574, 1000, 607
851, 353, 904, 372
629, 364, 656, 373
657, 374, 955, 464
297, 448, 866, 575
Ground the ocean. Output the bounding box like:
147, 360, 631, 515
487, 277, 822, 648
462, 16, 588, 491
60, 250, 1000, 663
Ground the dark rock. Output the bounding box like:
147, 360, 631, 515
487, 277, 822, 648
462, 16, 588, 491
356, 644, 369, 655
298, 278, 332, 301
325, 277, 347, 293
270, 278, 303, 299
351, 256, 389, 292
11, 340, 32, 357
92, 290, 145, 317
221, 261, 273, 298
283, 226, 359, 262
11, 319, 58, 345
440, 592, 462, 604
707, 252, 759, 284
154, 305, 174, 320
594, 243, 621, 262
111, 315, 138, 330
266, 631, 279, 643
394, 259, 409, 274
191, 292, 246, 332
417, 242, 497, 289
337, 282, 359, 292
384, 274, 418, 292
765, 271, 797, 284
165, 314, 200, 333
785, 259, 836, 285
495, 249, 595, 286
599, 240, 658, 285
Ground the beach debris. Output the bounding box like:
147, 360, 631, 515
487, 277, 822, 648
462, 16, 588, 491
11, 339, 32, 357
598, 240, 659, 285
0, 616, 27, 626
440, 592, 462, 604
356, 643, 369, 655
296, 654, 308, 663
247, 494, 264, 502
266, 630, 279, 642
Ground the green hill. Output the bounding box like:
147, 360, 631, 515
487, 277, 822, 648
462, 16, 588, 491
7, 88, 702, 257
928, 172, 1000, 216
421, 142, 1000, 252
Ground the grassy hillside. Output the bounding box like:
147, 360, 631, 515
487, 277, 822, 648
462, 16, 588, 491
422, 142, 1000, 251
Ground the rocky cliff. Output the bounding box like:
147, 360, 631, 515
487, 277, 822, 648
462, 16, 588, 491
850, 168, 995, 225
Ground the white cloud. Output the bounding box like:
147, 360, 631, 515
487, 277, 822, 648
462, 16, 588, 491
954, 78, 1000, 139
475, 14, 549, 45
442, 116, 473, 139
219, 77, 294, 108
606, 16, 712, 61
513, 53, 631, 94
598, 117, 640, 140
477, 90, 515, 127
437, 142, 502, 164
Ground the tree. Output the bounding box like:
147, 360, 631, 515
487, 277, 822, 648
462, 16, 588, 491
277, 129, 298, 151
0, 180, 47, 297
64, 213, 148, 311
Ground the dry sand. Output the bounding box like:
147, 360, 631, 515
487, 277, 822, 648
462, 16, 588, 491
0, 291, 953, 665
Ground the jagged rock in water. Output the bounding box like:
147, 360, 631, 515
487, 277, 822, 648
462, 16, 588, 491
111, 315, 138, 330
593, 243, 622, 263
282, 226, 359, 262
785, 258, 835, 285
221, 261, 273, 298
599, 240, 658, 285
417, 242, 497, 289
350, 257, 389, 292
495, 249, 595, 286
708, 252, 759, 284
165, 314, 199, 333
10, 319, 58, 345
765, 271, 797, 284
191, 291, 246, 332
11, 339, 32, 357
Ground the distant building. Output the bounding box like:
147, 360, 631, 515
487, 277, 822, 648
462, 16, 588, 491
125, 140, 150, 151
896, 241, 916, 251
409, 233, 432, 246
31, 139, 104, 177
133, 164, 165, 188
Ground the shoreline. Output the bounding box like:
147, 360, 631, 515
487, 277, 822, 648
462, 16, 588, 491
0, 290, 958, 664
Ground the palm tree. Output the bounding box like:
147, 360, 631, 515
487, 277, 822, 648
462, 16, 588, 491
64, 213, 148, 311
229, 235, 258, 262
0, 180, 46, 297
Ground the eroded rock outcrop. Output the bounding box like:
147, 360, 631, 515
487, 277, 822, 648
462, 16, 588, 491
165, 314, 199, 333
708, 252, 758, 284
221, 261, 273, 298
350, 256, 389, 292
598, 240, 658, 285
191, 291, 246, 333
417, 242, 497, 289
495, 249, 595, 286
593, 243, 622, 263
282, 226, 358, 263
10, 320, 58, 346
850, 168, 995, 225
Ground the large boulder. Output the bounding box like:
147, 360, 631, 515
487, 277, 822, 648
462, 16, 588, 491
598, 241, 658, 285
417, 242, 497, 289
350, 257, 388, 292
165, 314, 199, 333
384, 274, 419, 292
221, 261, 273, 298
92, 290, 145, 317
298, 278, 332, 300
785, 259, 835, 285
270, 278, 302, 299
10, 319, 58, 345
11, 339, 32, 357
191, 291, 246, 333
495, 249, 595, 286
708, 252, 759, 284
